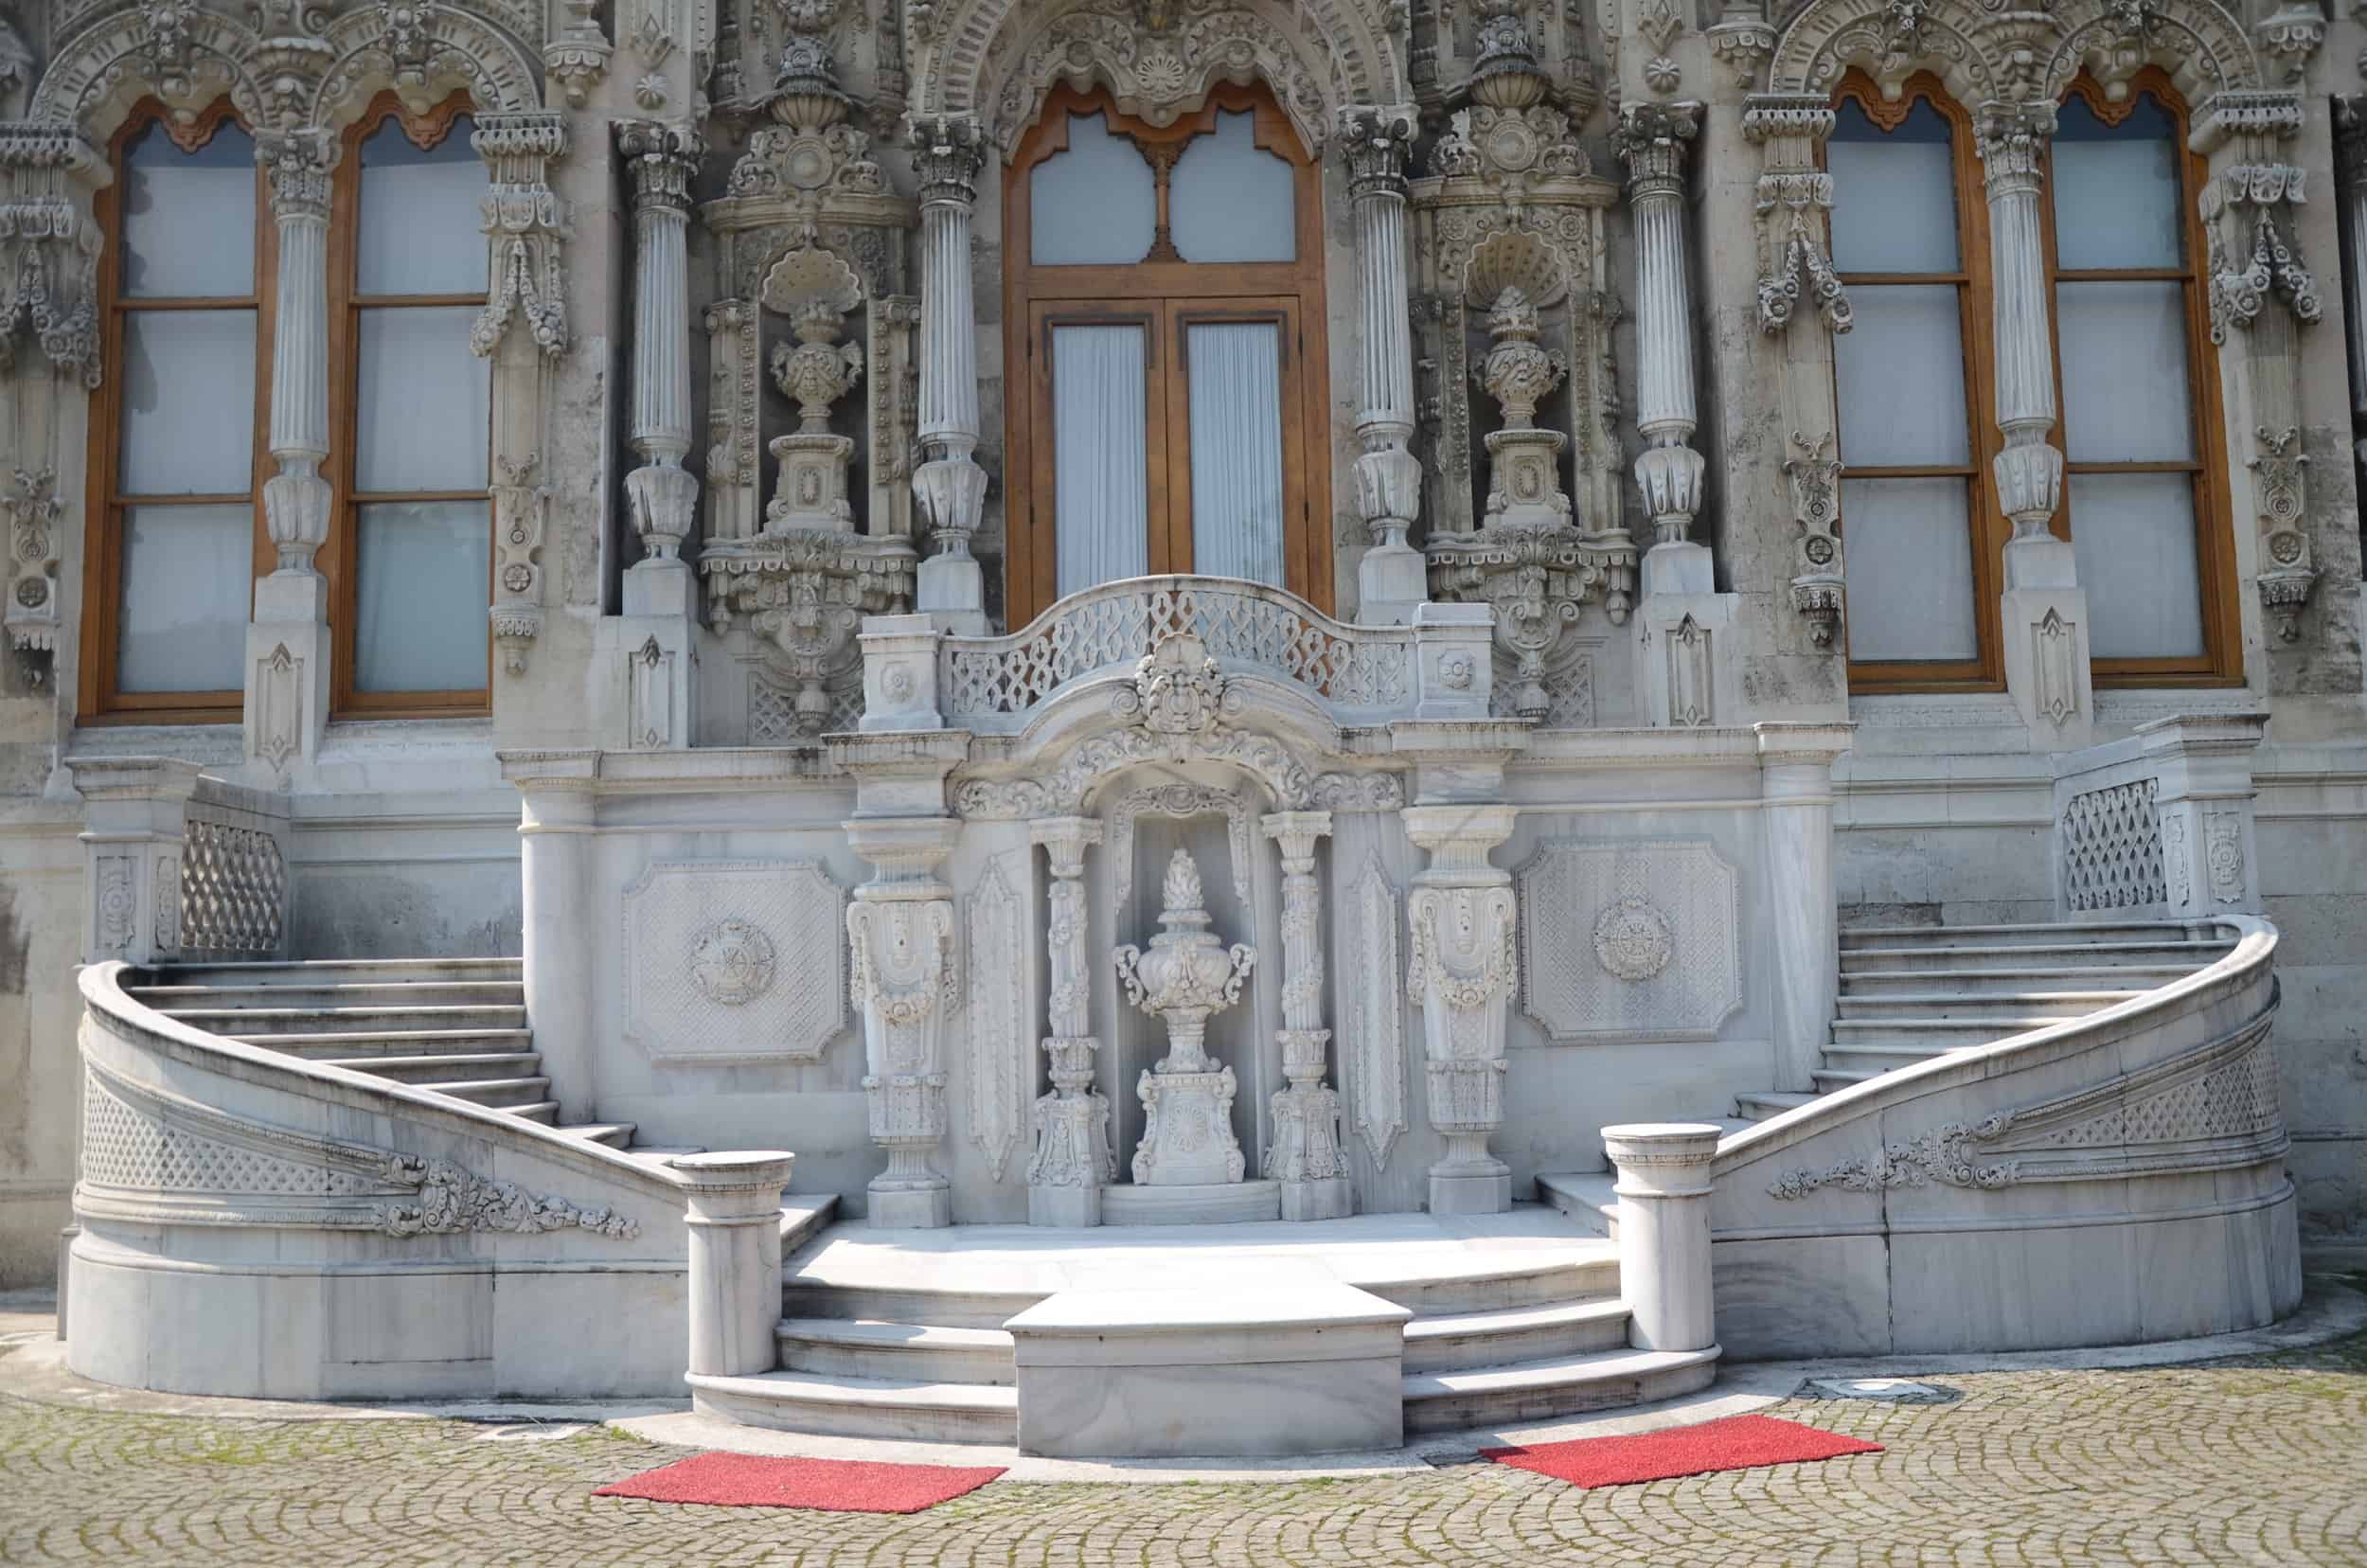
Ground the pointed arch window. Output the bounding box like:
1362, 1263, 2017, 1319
1004, 85, 1330, 622
1825, 70, 2239, 692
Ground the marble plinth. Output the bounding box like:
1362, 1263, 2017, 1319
1101, 1180, 1282, 1226
1282, 1176, 1354, 1221
1006, 1284, 1412, 1457
868, 1187, 952, 1229
1029, 1185, 1101, 1228
1429, 1168, 1513, 1216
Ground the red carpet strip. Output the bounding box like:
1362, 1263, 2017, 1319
1483, 1413, 1883, 1488
593, 1451, 1007, 1513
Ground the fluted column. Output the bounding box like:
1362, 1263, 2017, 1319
615, 119, 702, 579
242, 130, 337, 779
1341, 106, 1425, 625
1262, 811, 1350, 1221
1979, 102, 2091, 747
910, 115, 990, 633
1027, 816, 1114, 1226
1619, 102, 1707, 590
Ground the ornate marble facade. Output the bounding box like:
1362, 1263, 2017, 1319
0, 0, 2361, 1289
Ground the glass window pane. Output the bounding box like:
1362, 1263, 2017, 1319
2071, 473, 2204, 660
119, 310, 257, 495
121, 121, 256, 298
2052, 95, 2181, 271
118, 504, 249, 691
1827, 100, 1959, 274
2057, 280, 2194, 462
1032, 114, 1155, 266
355, 306, 490, 491
1833, 285, 1970, 466
1171, 112, 1295, 264
355, 500, 490, 691
1052, 324, 1149, 596
1186, 322, 1285, 581
1842, 476, 1980, 662
357, 115, 487, 296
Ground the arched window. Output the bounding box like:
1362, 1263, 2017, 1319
83, 103, 269, 716
1826, 70, 2237, 690
1004, 84, 1329, 622
332, 94, 492, 710
81, 92, 490, 722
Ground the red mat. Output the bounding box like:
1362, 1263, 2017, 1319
1482, 1414, 1882, 1489
593, 1451, 1006, 1513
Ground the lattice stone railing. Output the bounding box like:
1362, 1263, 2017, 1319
181, 779, 291, 957
2051, 713, 2269, 922
938, 579, 1421, 729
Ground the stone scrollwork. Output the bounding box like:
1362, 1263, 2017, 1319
688, 917, 778, 1004
1783, 430, 1846, 650
375, 1154, 642, 1238
4, 464, 62, 658
489, 454, 551, 673
0, 125, 103, 392
1766, 1116, 2022, 1199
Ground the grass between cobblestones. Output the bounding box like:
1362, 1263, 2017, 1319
2, 1296, 2364, 1565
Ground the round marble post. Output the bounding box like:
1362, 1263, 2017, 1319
1618, 103, 1708, 573
1602, 1122, 1722, 1354
910, 116, 989, 630
508, 754, 599, 1124
670, 1151, 798, 1379
1757, 725, 1849, 1096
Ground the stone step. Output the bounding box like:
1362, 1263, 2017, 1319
1838, 921, 2198, 950
313, 1051, 543, 1083
162, 1005, 529, 1036
779, 1194, 839, 1256
559, 1122, 636, 1149
1533, 1172, 1617, 1238
1842, 964, 2201, 996
1819, 1043, 1954, 1078
507, 1100, 561, 1125
409, 1075, 554, 1110
1831, 1017, 2078, 1051
1354, 1251, 1623, 1316
1735, 1091, 1815, 1123
1841, 939, 2230, 974
775, 1318, 1016, 1386
127, 981, 525, 1010
685, 1368, 1018, 1444
156, 958, 523, 988
780, 1278, 1048, 1332
1833, 990, 2140, 1021
231, 1028, 539, 1057
1400, 1345, 1722, 1435
1401, 1298, 1631, 1375
1811, 1069, 1874, 1092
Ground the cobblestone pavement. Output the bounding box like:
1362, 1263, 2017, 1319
2, 1319, 2363, 1566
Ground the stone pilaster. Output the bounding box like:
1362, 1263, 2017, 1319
613, 119, 702, 748
498, 749, 602, 1124
1340, 105, 1425, 626
1402, 802, 1518, 1215
69, 757, 203, 967
243, 130, 337, 781
1756, 723, 1850, 1095
846, 816, 962, 1228
1027, 816, 1113, 1226
1261, 810, 1350, 1221
1980, 102, 2092, 750
909, 114, 989, 634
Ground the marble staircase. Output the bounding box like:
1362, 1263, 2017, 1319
686, 1213, 1719, 1449
1733, 920, 2237, 1123
125, 958, 643, 1151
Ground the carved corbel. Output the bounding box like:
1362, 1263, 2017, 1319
1742, 98, 1849, 335
544, 0, 614, 107
0, 125, 105, 390
471, 114, 571, 360
1704, 0, 1775, 89
2255, 1, 2325, 83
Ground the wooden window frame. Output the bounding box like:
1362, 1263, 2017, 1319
328, 90, 490, 718
1829, 73, 2007, 693
2041, 71, 2242, 687
1003, 83, 1331, 624
79, 98, 276, 723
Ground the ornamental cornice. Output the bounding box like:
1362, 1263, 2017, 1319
1739, 93, 1833, 143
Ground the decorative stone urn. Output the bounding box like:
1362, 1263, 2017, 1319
1114, 848, 1255, 1186
766, 296, 863, 532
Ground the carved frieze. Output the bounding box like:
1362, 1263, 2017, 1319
1515, 837, 1742, 1042
622, 859, 848, 1063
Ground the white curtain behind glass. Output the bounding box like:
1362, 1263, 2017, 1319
121, 123, 255, 298
1170, 113, 1295, 263
1185, 323, 1285, 581
1053, 325, 1150, 596
356, 502, 491, 690
1032, 115, 1155, 265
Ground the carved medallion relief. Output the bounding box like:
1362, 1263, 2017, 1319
1514, 837, 1741, 1041
623, 859, 847, 1063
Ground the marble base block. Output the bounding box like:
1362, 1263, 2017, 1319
1029, 1185, 1102, 1228
1429, 1168, 1512, 1216
867, 1186, 952, 1229
1281, 1176, 1354, 1221
1007, 1284, 1412, 1457
1100, 1180, 1282, 1226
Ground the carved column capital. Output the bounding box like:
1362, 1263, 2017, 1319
614, 117, 703, 211
907, 113, 988, 206
1615, 100, 1700, 198
1974, 99, 2054, 197
1337, 104, 1416, 201
257, 126, 337, 221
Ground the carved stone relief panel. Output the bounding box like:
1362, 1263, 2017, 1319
1514, 837, 1741, 1041
622, 858, 848, 1064
964, 853, 1031, 1183
1341, 851, 1408, 1171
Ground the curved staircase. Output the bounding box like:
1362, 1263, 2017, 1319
686, 1217, 1719, 1447
122, 957, 643, 1150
